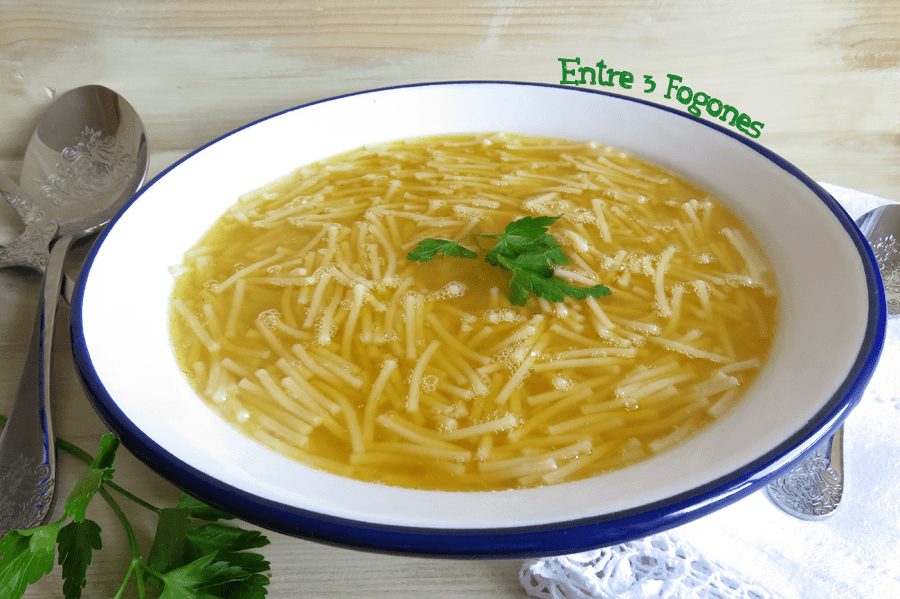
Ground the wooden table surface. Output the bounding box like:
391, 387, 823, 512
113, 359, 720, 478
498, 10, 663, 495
1, 1, 898, 597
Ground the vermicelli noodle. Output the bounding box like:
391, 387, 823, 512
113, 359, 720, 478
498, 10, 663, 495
169, 132, 779, 491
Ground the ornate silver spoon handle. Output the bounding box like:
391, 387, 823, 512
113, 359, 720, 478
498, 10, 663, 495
858, 204, 900, 317
0, 236, 69, 538
0, 172, 56, 272
766, 204, 899, 520
766, 426, 844, 520
0, 220, 57, 272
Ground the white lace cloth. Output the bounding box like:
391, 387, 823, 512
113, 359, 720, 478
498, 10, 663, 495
520, 184, 900, 599
521, 533, 774, 599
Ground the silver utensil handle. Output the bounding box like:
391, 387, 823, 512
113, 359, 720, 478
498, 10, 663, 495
0, 219, 56, 272
857, 205, 900, 317
0, 169, 56, 272
0, 234, 72, 538
766, 425, 845, 520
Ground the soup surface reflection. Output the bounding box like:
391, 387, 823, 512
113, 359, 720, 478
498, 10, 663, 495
169, 133, 779, 491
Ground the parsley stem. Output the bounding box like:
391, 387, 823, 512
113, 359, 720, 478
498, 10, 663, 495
101, 484, 146, 599
106, 480, 161, 515
56, 435, 94, 465
112, 561, 142, 599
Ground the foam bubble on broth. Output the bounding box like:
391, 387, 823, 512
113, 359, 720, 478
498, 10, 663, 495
168, 132, 779, 492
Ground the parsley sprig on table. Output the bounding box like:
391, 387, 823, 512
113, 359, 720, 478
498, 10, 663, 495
407, 215, 611, 306
0, 421, 271, 599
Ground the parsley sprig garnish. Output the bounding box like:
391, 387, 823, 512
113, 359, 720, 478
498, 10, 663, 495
407, 215, 611, 306
0, 420, 271, 599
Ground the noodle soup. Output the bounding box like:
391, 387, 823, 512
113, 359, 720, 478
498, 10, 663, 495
169, 133, 778, 491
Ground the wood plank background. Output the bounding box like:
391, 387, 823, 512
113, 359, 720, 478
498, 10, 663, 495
2, 0, 899, 198
1, 1, 898, 597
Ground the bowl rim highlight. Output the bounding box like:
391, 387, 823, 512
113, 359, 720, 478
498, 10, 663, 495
71, 81, 886, 558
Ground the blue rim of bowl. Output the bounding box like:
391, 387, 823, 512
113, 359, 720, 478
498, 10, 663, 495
70, 81, 887, 559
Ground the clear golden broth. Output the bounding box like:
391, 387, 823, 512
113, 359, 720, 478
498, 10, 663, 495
169, 133, 779, 491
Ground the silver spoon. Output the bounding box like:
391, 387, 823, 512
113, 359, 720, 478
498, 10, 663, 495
0, 169, 58, 272
766, 203, 899, 519
857, 204, 900, 317
0, 85, 148, 538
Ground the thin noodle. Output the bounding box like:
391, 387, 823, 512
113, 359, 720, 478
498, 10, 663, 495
169, 132, 779, 492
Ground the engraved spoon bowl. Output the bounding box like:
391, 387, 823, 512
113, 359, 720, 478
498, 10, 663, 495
0, 85, 148, 539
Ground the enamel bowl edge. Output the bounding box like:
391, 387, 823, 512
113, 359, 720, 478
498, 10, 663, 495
71, 81, 886, 558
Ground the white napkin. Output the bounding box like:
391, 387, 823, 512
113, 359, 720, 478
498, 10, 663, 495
521, 184, 900, 599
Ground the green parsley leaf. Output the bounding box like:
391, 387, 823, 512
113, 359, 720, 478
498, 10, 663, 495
184, 523, 270, 560
147, 509, 271, 597
176, 492, 237, 522
406, 238, 478, 262
64, 435, 119, 522
407, 215, 611, 306
0, 522, 61, 599
158, 553, 252, 599
181, 524, 272, 599
207, 552, 271, 599
0, 427, 273, 599
146, 506, 192, 578
91, 434, 119, 470
57, 520, 102, 599
523, 268, 611, 304
485, 215, 562, 248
